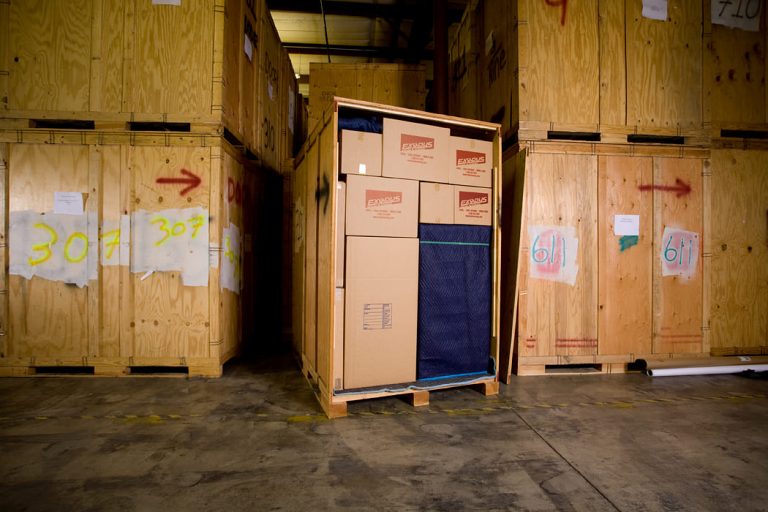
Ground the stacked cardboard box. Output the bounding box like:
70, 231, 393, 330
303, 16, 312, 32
336, 118, 495, 389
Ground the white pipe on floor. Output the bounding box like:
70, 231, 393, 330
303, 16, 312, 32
648, 364, 768, 377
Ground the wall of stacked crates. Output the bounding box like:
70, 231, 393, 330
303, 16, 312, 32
0, 0, 306, 376
449, 0, 768, 378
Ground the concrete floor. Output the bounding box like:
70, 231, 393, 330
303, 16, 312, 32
0, 354, 766, 512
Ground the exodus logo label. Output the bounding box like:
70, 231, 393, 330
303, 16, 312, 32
400, 133, 434, 152
459, 191, 489, 208
456, 150, 486, 166
366, 189, 403, 208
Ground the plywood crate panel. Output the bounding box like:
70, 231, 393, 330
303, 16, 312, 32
704, 6, 768, 130
257, 11, 283, 171
507, 142, 710, 376
710, 149, 768, 355
449, 0, 482, 121
0, 0, 264, 153
0, 130, 253, 376
307, 64, 427, 132
294, 97, 501, 417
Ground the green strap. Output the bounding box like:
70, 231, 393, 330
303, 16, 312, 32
419, 241, 490, 247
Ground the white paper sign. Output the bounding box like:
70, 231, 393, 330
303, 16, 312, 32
642, 0, 668, 21
10, 211, 97, 287
660, 227, 699, 279
220, 223, 242, 294
528, 225, 579, 286
244, 34, 254, 62
53, 192, 84, 215
131, 207, 209, 287
614, 215, 640, 236
152, 0, 181, 5
712, 0, 762, 31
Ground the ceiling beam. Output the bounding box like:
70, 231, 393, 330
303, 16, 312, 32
283, 42, 433, 60
267, 0, 403, 19
267, 0, 466, 23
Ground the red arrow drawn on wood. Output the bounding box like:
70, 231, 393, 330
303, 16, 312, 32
638, 178, 691, 197
156, 169, 201, 196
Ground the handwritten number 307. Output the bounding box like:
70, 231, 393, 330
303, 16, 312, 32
151, 214, 206, 247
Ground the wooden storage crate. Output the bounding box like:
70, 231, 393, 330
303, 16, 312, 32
449, 0, 482, 121
709, 148, 768, 356
257, 9, 283, 171
307, 63, 427, 133
457, 0, 748, 144
500, 141, 711, 378
0, 0, 264, 152
0, 128, 253, 377
293, 97, 501, 417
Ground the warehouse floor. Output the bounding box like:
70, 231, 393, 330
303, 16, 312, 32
1, 354, 766, 512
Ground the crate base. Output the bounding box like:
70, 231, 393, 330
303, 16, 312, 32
514, 353, 710, 377
0, 355, 233, 378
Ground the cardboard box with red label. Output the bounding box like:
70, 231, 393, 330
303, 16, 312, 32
455, 186, 493, 226
382, 118, 450, 183
345, 175, 418, 237
450, 136, 493, 188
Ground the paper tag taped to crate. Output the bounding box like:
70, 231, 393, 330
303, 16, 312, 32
244, 34, 254, 62
152, 0, 181, 5
642, 0, 667, 21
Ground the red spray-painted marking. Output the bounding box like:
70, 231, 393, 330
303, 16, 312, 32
545, 0, 568, 26
638, 178, 691, 197
228, 178, 243, 204
156, 169, 201, 196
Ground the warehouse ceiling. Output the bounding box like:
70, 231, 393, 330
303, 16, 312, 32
267, 0, 469, 98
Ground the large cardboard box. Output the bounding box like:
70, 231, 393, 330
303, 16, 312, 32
382, 118, 451, 183
334, 288, 345, 390
344, 237, 419, 389
420, 182, 454, 224
335, 182, 346, 287
450, 136, 493, 188
455, 186, 493, 226
345, 175, 419, 237
340, 130, 383, 176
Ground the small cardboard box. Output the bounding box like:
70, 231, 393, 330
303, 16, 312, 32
382, 117, 450, 183
455, 186, 493, 226
335, 182, 346, 287
340, 130, 383, 176
419, 182, 454, 224
333, 287, 344, 390
450, 136, 493, 188
345, 175, 418, 237
344, 236, 418, 389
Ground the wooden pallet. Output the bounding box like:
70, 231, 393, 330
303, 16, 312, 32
301, 362, 499, 419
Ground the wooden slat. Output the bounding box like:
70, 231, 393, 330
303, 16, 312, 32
710, 149, 768, 352
128, 146, 210, 359
625, 0, 703, 128
652, 157, 704, 354
99, 145, 122, 357
291, 157, 307, 357
130, 0, 213, 116
315, 123, 336, 391
500, 149, 525, 383
598, 155, 653, 355
705, 6, 767, 127
520, 151, 598, 357
598, 0, 626, 126
8, 144, 90, 357
519, 0, 599, 126
8, 0, 92, 112
303, 141, 319, 372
